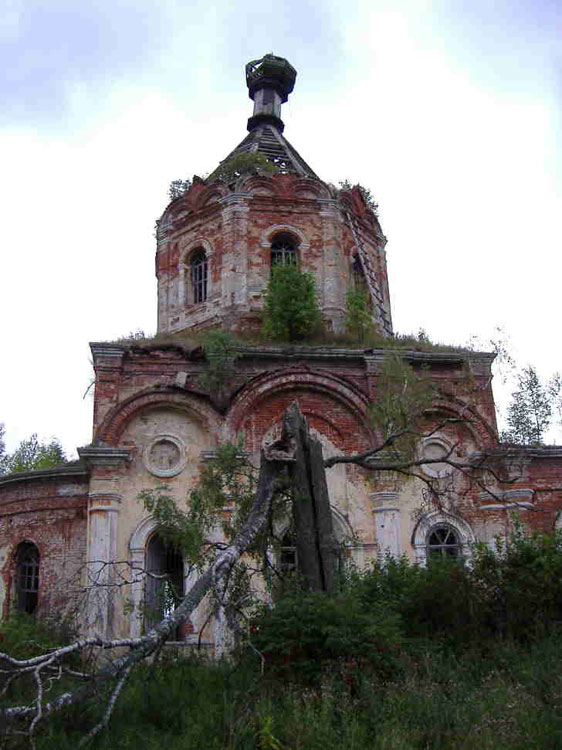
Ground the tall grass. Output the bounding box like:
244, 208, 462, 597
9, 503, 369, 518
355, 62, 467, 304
27, 635, 562, 750
7, 527, 562, 748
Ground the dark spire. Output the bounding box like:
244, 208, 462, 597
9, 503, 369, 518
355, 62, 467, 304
213, 54, 319, 180
245, 54, 296, 133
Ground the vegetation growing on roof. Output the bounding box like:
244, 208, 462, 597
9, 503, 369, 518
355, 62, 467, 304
208, 151, 281, 185
338, 179, 379, 216
198, 331, 239, 393
168, 179, 192, 201
108, 326, 479, 356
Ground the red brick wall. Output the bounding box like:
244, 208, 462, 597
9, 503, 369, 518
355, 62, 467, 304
0, 473, 88, 619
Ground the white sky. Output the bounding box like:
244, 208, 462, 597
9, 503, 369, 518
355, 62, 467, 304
1, 0, 561, 455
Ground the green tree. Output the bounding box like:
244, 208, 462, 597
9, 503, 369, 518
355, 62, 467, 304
168, 178, 192, 201
503, 366, 552, 445
261, 265, 322, 341
0, 434, 66, 475
0, 358, 513, 742
345, 285, 375, 343
199, 331, 239, 392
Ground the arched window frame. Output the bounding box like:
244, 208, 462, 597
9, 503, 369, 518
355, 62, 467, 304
411, 511, 475, 565
426, 524, 462, 559
272, 507, 355, 580
270, 231, 299, 268
130, 517, 196, 640
144, 532, 184, 633
14, 541, 40, 615
178, 240, 213, 309
259, 225, 310, 274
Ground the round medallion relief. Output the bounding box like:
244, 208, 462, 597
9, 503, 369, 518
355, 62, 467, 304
144, 435, 186, 478
421, 437, 455, 479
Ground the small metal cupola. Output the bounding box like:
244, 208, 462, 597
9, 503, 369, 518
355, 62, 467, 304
246, 54, 297, 133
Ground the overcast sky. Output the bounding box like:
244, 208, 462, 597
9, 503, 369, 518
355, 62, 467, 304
1, 0, 561, 454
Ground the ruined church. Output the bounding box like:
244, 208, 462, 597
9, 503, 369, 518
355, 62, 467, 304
1, 55, 561, 644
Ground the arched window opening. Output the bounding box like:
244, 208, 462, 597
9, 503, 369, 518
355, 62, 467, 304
352, 254, 371, 297
276, 525, 346, 584
271, 232, 298, 267
145, 534, 184, 634
352, 254, 365, 284
190, 249, 208, 304
15, 542, 39, 614
427, 525, 461, 560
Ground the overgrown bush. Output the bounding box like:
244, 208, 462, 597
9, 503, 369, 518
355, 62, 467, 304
261, 265, 322, 342
345, 285, 376, 344
209, 152, 280, 185
249, 591, 403, 685
471, 522, 562, 639
198, 330, 239, 393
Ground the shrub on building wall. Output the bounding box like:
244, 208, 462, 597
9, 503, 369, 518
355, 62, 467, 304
199, 331, 239, 392
345, 286, 376, 344
261, 265, 322, 342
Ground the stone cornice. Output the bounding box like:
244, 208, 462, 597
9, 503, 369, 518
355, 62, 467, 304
471, 446, 562, 462
90, 344, 126, 361
0, 462, 89, 488
88, 340, 494, 370
77, 446, 132, 467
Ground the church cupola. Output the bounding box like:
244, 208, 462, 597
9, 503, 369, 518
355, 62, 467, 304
155, 55, 393, 338
245, 54, 296, 133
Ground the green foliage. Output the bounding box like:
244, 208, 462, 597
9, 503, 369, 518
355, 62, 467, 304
0, 433, 66, 476
345, 286, 376, 344
252, 523, 562, 688
18, 526, 562, 748
168, 178, 192, 201
0, 423, 5, 474
502, 366, 552, 444
353, 555, 488, 648
198, 330, 239, 392
209, 152, 280, 185
549, 371, 562, 432
250, 591, 403, 685
338, 180, 379, 216
27, 635, 562, 750
369, 356, 435, 461
138, 442, 258, 573
116, 329, 148, 342
261, 265, 322, 342
471, 520, 562, 640
0, 612, 77, 661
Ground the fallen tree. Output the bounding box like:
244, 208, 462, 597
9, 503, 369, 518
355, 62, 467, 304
0, 377, 525, 745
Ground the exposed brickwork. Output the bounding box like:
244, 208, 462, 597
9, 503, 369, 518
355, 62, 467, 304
0, 471, 88, 619
1, 55, 561, 648
155, 173, 391, 337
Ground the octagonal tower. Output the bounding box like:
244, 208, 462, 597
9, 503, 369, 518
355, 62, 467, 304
155, 54, 393, 337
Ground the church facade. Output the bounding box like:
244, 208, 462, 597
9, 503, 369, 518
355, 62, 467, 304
1, 55, 561, 644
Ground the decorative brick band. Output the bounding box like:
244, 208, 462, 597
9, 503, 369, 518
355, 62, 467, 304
96, 388, 220, 445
